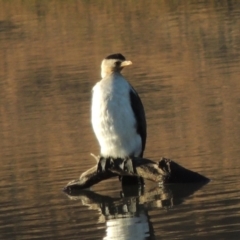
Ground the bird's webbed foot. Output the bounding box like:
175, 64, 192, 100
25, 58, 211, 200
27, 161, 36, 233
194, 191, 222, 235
97, 156, 114, 173
97, 156, 145, 186
117, 157, 145, 186
97, 156, 135, 174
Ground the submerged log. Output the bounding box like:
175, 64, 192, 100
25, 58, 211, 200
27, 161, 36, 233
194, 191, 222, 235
64, 156, 209, 193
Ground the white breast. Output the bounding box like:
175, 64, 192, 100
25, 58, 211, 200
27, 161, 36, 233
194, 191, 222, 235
91, 74, 142, 158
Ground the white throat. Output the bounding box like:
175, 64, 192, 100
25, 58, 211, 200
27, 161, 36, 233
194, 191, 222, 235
101, 69, 112, 78
100, 59, 120, 78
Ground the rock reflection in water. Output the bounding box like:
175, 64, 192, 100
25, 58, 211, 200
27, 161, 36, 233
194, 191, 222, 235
65, 183, 207, 240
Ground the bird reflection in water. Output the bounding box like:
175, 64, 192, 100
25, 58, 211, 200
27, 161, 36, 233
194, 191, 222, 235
64, 183, 207, 240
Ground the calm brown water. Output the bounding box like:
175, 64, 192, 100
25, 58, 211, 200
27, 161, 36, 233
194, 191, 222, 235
1, 1, 240, 239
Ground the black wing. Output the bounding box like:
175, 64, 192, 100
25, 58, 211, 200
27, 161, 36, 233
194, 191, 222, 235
129, 87, 147, 157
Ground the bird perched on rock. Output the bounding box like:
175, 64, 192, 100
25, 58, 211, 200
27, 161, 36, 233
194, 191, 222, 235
91, 53, 147, 185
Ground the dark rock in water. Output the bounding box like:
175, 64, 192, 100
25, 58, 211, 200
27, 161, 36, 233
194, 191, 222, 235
63, 155, 209, 192
158, 157, 210, 184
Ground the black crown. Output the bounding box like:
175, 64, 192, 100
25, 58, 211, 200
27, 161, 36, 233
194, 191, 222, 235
105, 53, 126, 61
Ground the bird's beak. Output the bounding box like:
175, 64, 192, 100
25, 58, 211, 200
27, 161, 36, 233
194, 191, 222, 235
120, 60, 132, 67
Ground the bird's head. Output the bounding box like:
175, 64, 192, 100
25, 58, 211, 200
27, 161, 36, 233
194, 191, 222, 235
101, 53, 132, 78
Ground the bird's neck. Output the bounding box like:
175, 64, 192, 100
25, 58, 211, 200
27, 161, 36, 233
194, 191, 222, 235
101, 70, 122, 79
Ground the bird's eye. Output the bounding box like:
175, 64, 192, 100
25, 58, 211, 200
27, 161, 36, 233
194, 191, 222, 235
115, 61, 121, 66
